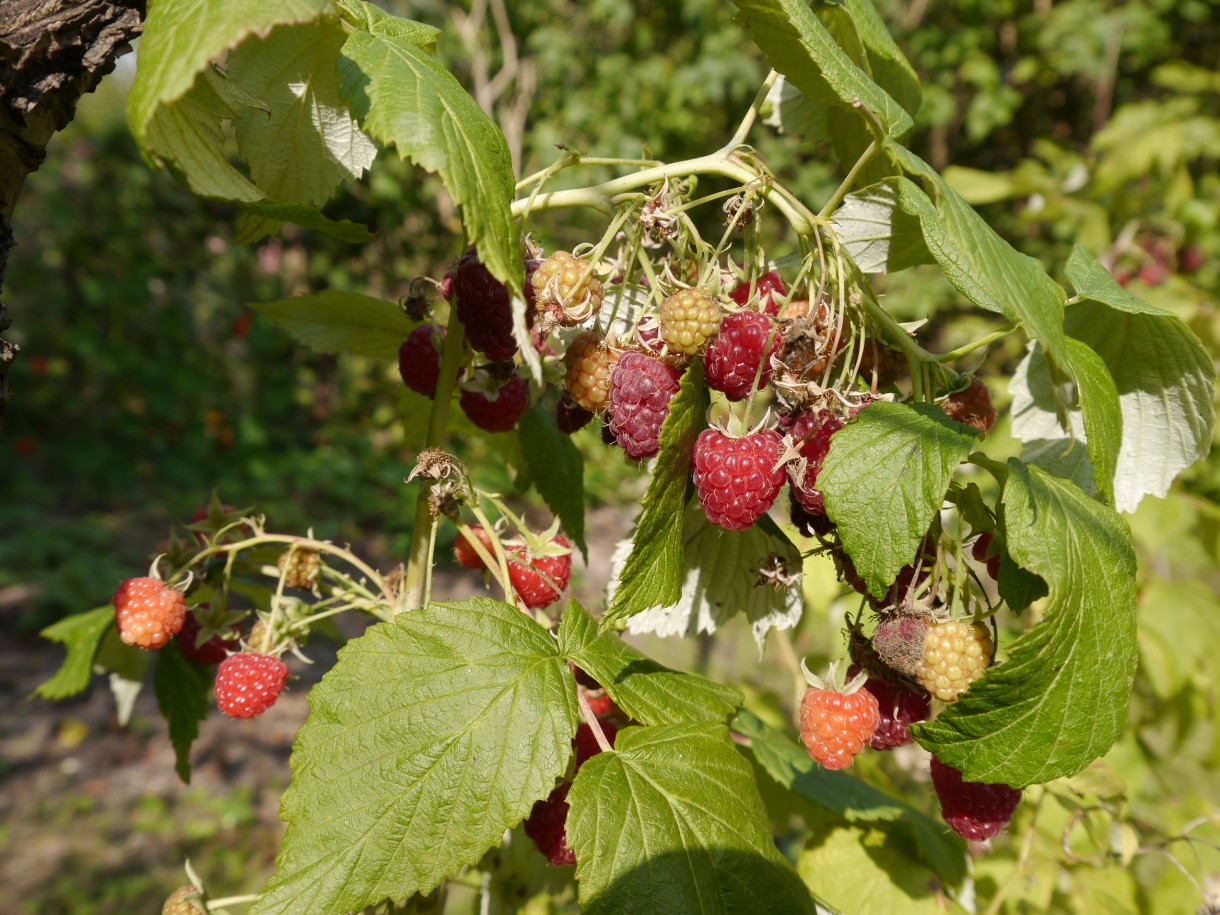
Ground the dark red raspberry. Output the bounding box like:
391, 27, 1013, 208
397, 325, 444, 397
524, 784, 577, 866
788, 410, 845, 514
454, 524, 495, 570
941, 377, 996, 434
930, 756, 1022, 841
789, 492, 836, 539
460, 375, 529, 432
176, 613, 241, 665
574, 718, 618, 766
507, 534, 573, 608
556, 393, 594, 434
729, 270, 787, 316
703, 311, 782, 401
570, 664, 602, 691
214, 652, 289, 719
451, 250, 536, 361
692, 428, 785, 531
848, 665, 931, 750
972, 532, 1001, 580
113, 577, 187, 650
608, 352, 682, 459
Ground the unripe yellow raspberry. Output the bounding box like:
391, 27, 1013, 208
531, 251, 604, 325
659, 289, 721, 355
918, 620, 993, 701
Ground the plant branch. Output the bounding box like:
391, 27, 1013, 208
719, 68, 780, 154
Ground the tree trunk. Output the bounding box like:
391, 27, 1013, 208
0, 0, 145, 432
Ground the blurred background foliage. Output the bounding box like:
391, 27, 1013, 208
2, 3, 1218, 909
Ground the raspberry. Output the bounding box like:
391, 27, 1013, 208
176, 613, 241, 665
930, 756, 1021, 841
583, 691, 615, 719
972, 532, 1001, 581
397, 325, 444, 397
800, 682, 880, 770
941, 377, 996, 434
556, 393, 594, 434
788, 410, 845, 514
507, 534, 573, 608
570, 664, 603, 691
524, 784, 577, 866
729, 270, 787, 316
563, 330, 617, 412
789, 491, 836, 539
531, 251, 605, 326
848, 666, 931, 750
278, 548, 320, 590
703, 311, 782, 401
451, 250, 536, 361
919, 620, 994, 701
215, 652, 289, 718
454, 524, 494, 570
113, 577, 187, 650
659, 289, 721, 355
460, 375, 529, 432
574, 717, 618, 766
691, 428, 785, 531
607, 352, 682, 459
162, 885, 206, 915
858, 339, 908, 386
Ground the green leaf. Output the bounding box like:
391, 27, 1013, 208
830, 180, 935, 275
888, 161, 1067, 363
94, 627, 152, 725
837, 0, 921, 119
227, 21, 378, 206
734, 709, 966, 887
559, 602, 741, 725
1064, 244, 1176, 317
612, 507, 804, 651
602, 362, 709, 628
518, 405, 586, 561
1062, 337, 1122, 505
567, 723, 815, 915
251, 290, 413, 360
912, 461, 1138, 787
730, 0, 913, 139
337, 6, 520, 293
235, 201, 376, 244
33, 606, 113, 700
251, 598, 578, 915
1008, 342, 1096, 495
820, 402, 977, 598
154, 640, 213, 783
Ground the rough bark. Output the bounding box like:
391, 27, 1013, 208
0, 0, 145, 432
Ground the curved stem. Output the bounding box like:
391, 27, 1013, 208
934, 327, 1013, 363
719, 68, 780, 154
818, 139, 880, 219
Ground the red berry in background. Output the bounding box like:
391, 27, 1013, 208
231, 313, 253, 339
703, 311, 783, 401
788, 410, 845, 515
847, 665, 931, 750
556, 393, 594, 434
397, 325, 444, 397
930, 756, 1022, 841
730, 270, 787, 315
524, 784, 578, 866
583, 691, 615, 719
455, 524, 495, 570
215, 652, 289, 719
507, 534, 573, 608
1136, 261, 1170, 287
574, 718, 618, 766
800, 683, 880, 770
941, 377, 996, 434
1178, 243, 1204, 274
460, 375, 529, 432
113, 577, 187, 650
451, 250, 534, 361
692, 428, 785, 530
972, 532, 1002, 580
176, 613, 241, 665
608, 352, 682, 459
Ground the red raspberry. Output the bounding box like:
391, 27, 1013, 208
660, 289, 721, 355
799, 683, 880, 770
563, 330, 617, 412
556, 393, 594, 434
848, 666, 931, 750
789, 491, 836, 539
454, 524, 494, 570
607, 352, 682, 459
703, 311, 782, 400
176, 613, 241, 665
972, 532, 1001, 580
788, 410, 845, 515
729, 270, 787, 316
397, 325, 444, 397
215, 652, 289, 719
451, 250, 537, 361
460, 375, 529, 432
583, 691, 615, 719
941, 377, 996, 434
524, 784, 577, 866
574, 717, 618, 767
113, 577, 187, 650
692, 428, 785, 531
507, 534, 573, 608
930, 756, 1022, 841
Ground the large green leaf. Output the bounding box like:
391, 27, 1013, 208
153, 640, 213, 783
820, 402, 977, 598
837, 0, 921, 118
912, 461, 1138, 787
602, 363, 709, 628
251, 598, 578, 915
830, 180, 935, 275
33, 606, 113, 700
337, 4, 520, 293
1063, 336, 1122, 505
1063, 244, 1176, 317
567, 723, 815, 915
251, 290, 413, 359
518, 405, 586, 561
559, 602, 741, 726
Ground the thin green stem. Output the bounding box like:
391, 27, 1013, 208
934, 327, 1013, 362
207, 895, 260, 910
720, 69, 780, 154
818, 139, 880, 219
